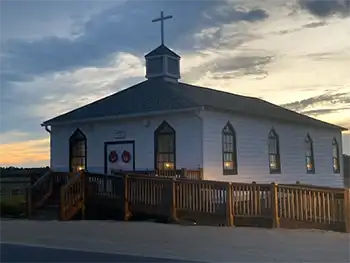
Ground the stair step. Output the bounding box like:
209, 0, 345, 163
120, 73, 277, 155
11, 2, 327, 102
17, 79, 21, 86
41, 205, 59, 210
47, 201, 59, 205
31, 210, 59, 220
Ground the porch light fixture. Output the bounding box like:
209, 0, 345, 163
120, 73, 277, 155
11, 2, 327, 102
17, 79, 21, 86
164, 162, 174, 169
224, 161, 233, 169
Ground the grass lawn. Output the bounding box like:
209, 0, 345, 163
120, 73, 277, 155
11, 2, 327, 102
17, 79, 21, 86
1, 194, 25, 204
0, 195, 26, 217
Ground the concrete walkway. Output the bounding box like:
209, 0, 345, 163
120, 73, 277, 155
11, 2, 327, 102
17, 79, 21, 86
1, 220, 349, 262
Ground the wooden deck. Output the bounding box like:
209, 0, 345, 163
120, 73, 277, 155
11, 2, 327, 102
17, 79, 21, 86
26, 170, 350, 233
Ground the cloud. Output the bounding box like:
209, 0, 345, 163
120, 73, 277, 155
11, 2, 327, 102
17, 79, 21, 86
306, 51, 350, 61
182, 52, 273, 83
0, 52, 145, 137
210, 55, 273, 79
0, 0, 120, 41
275, 20, 327, 35
298, 0, 350, 18
302, 21, 327, 28
281, 92, 350, 120
1, 0, 268, 87
301, 108, 350, 116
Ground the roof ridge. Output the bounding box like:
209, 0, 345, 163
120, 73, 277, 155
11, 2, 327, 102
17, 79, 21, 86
178, 81, 259, 101
145, 44, 180, 58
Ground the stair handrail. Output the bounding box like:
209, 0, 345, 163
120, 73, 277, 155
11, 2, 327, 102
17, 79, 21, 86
60, 171, 86, 221
26, 170, 53, 217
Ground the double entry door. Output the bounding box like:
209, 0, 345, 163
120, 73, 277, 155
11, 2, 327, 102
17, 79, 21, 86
104, 141, 135, 174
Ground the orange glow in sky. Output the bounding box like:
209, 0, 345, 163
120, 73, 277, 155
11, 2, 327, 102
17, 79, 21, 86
0, 138, 49, 166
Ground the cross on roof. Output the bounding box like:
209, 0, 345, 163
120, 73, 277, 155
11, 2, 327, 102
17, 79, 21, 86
152, 11, 173, 45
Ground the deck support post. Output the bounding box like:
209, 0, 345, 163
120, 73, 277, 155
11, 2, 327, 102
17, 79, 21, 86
226, 182, 234, 226
180, 168, 187, 179
81, 170, 86, 220
26, 186, 32, 218
344, 188, 350, 233
170, 177, 177, 222
271, 182, 279, 228
123, 174, 130, 221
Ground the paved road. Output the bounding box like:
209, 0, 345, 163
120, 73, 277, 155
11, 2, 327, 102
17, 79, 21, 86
1, 220, 349, 262
0, 243, 200, 263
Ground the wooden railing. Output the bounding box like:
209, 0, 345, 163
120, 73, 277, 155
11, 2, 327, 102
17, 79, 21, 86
87, 172, 124, 197
185, 169, 204, 180
60, 171, 86, 220
127, 176, 173, 217
85, 172, 350, 232
277, 184, 348, 231
230, 183, 275, 227
175, 179, 230, 225
111, 168, 203, 180
26, 170, 53, 217
52, 172, 76, 185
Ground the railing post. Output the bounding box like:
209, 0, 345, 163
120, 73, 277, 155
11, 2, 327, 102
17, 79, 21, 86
226, 182, 234, 226
271, 182, 279, 228
60, 186, 65, 221
26, 186, 32, 218
170, 178, 177, 222
123, 174, 130, 221
344, 188, 350, 233
81, 170, 86, 220
252, 181, 258, 217
103, 173, 107, 193
181, 168, 187, 179
199, 168, 203, 180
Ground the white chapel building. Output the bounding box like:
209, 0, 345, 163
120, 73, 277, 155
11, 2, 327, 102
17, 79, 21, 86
42, 14, 346, 188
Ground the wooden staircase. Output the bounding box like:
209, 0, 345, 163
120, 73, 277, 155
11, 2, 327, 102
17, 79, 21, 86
26, 171, 86, 221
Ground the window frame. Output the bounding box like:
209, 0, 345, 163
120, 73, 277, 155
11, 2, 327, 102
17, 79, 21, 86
69, 128, 87, 172
222, 122, 238, 175
332, 138, 340, 174
154, 121, 176, 170
305, 133, 315, 174
268, 128, 281, 174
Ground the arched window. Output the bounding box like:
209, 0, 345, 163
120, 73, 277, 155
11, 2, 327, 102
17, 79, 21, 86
222, 122, 237, 175
268, 128, 281, 173
332, 138, 340, 173
69, 129, 87, 172
305, 134, 315, 173
154, 121, 175, 170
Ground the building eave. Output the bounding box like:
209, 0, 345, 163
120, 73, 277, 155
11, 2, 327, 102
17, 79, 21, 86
41, 107, 202, 127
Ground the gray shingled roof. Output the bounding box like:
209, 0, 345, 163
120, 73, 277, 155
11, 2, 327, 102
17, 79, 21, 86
144, 44, 180, 58
43, 79, 346, 130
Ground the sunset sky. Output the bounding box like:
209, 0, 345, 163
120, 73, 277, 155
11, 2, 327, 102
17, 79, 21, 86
1, 0, 349, 167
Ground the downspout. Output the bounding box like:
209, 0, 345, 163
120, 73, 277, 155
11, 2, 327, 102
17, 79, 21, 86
43, 125, 51, 134
41, 124, 52, 168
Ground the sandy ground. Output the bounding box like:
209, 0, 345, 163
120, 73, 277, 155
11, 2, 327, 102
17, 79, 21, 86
1, 220, 349, 262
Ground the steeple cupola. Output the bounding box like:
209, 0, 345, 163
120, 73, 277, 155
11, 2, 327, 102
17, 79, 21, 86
145, 11, 181, 82
145, 44, 181, 81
